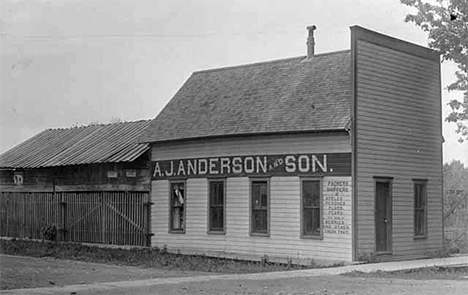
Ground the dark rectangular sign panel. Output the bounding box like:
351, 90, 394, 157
152, 153, 351, 180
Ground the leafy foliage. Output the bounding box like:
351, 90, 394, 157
443, 160, 468, 252
401, 0, 468, 142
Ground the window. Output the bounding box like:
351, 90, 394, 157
250, 179, 269, 236
301, 179, 322, 238
208, 179, 225, 233
414, 180, 427, 238
13, 172, 23, 185
169, 181, 186, 232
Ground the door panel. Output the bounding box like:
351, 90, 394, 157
375, 181, 392, 252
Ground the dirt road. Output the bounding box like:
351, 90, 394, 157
1, 254, 466, 295
110, 275, 466, 295
0, 254, 211, 290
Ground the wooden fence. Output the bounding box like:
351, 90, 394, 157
0, 191, 152, 246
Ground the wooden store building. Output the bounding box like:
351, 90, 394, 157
139, 26, 444, 263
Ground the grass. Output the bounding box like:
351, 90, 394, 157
0, 238, 341, 274
344, 265, 468, 281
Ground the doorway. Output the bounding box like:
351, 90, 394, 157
375, 179, 392, 253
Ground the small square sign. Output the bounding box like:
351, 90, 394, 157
107, 171, 118, 178
126, 170, 137, 177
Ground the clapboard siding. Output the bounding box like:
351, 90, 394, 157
150, 133, 352, 262
358, 90, 439, 107
354, 37, 443, 260
151, 176, 352, 262
357, 57, 439, 79
152, 133, 350, 160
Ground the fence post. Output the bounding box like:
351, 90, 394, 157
59, 192, 66, 242
21, 193, 26, 238
145, 192, 153, 247
101, 192, 105, 243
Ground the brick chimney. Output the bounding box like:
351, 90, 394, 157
306, 25, 316, 58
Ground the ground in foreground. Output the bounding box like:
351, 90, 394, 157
1, 254, 467, 295
0, 254, 212, 290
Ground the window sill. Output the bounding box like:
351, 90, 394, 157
169, 230, 185, 234
375, 251, 393, 256
301, 234, 323, 240
208, 230, 226, 235
250, 232, 270, 238
414, 235, 428, 240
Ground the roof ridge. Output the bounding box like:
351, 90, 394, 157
48, 119, 152, 131
193, 49, 350, 75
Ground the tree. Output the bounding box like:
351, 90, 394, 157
443, 160, 468, 252
401, 0, 468, 142
444, 160, 468, 223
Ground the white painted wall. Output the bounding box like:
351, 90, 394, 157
150, 133, 353, 262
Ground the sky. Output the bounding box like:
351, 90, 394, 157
0, 0, 467, 165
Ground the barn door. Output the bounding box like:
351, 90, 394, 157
375, 179, 392, 253
64, 191, 151, 246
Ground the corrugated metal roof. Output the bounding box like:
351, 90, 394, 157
0, 120, 152, 169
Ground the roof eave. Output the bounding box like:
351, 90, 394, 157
143, 128, 350, 145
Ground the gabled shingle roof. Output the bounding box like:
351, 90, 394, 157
140, 50, 351, 143
0, 120, 151, 169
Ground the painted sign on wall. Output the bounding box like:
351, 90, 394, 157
323, 179, 351, 235
152, 153, 351, 180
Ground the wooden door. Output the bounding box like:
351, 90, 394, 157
375, 180, 392, 252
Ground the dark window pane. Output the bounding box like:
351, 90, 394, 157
253, 210, 267, 232
253, 211, 260, 230
415, 210, 424, 235
217, 183, 224, 205
252, 182, 267, 209
414, 182, 426, 236
420, 185, 425, 207
210, 207, 224, 230
209, 181, 225, 231
251, 181, 268, 233
311, 181, 320, 207
303, 208, 312, 235
253, 193, 261, 209
303, 181, 320, 207
312, 208, 320, 235
415, 184, 421, 208
303, 181, 313, 207
261, 191, 267, 207
302, 180, 321, 236
210, 182, 224, 206
259, 184, 267, 206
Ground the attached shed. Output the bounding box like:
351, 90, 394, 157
139, 25, 443, 263
0, 120, 153, 246
0, 120, 152, 192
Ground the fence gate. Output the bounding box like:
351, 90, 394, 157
0, 191, 151, 246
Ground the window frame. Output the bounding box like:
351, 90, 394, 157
249, 177, 270, 237
413, 179, 428, 239
300, 177, 323, 239
207, 178, 226, 235
168, 179, 187, 234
